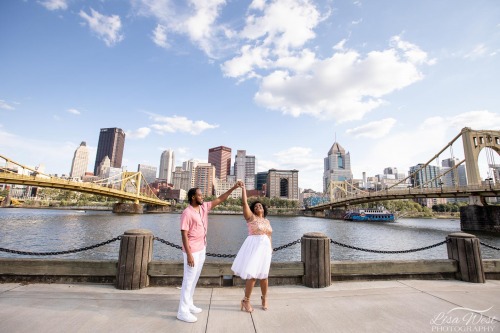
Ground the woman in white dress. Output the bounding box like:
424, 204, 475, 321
231, 182, 273, 312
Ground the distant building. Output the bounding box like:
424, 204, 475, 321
441, 158, 467, 187
70, 141, 89, 179
159, 188, 187, 202
208, 146, 231, 182
409, 164, 440, 188
266, 169, 299, 200
323, 141, 352, 193
94, 128, 125, 175
215, 179, 242, 199
255, 171, 268, 191
96, 156, 111, 177
195, 163, 216, 196
182, 159, 199, 189
159, 149, 175, 184
172, 166, 191, 192
234, 150, 256, 190
137, 164, 157, 185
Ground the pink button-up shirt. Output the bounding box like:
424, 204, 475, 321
180, 202, 212, 253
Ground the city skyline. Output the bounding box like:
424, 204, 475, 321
1, 1, 500, 192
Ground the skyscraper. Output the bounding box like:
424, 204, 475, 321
409, 163, 440, 188
183, 159, 199, 189
137, 164, 157, 185
159, 149, 175, 184
70, 141, 89, 179
208, 146, 231, 181
93, 128, 125, 175
234, 150, 256, 190
323, 141, 352, 192
194, 163, 216, 196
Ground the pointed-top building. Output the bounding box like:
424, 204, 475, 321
323, 141, 352, 192
70, 141, 89, 179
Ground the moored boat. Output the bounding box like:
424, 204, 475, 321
344, 208, 395, 222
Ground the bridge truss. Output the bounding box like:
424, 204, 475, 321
0, 154, 168, 206
314, 127, 500, 211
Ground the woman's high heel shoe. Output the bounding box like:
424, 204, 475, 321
261, 295, 268, 310
241, 296, 254, 313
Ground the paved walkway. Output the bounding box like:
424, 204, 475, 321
1, 280, 499, 332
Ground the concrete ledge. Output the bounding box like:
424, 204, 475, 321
331, 260, 458, 281
0, 258, 498, 285
0, 258, 117, 276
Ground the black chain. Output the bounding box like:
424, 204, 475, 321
0, 236, 122, 256
330, 239, 448, 254
480, 241, 500, 251
273, 238, 301, 252
153, 237, 301, 257
153, 237, 182, 250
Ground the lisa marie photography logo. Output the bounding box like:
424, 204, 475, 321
430, 306, 496, 332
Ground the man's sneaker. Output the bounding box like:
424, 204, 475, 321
189, 305, 202, 314
177, 312, 197, 323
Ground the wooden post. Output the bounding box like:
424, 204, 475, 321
301, 232, 331, 288
446, 232, 485, 283
116, 229, 153, 290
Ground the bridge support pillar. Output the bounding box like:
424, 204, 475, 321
301, 232, 331, 288
460, 205, 500, 233
116, 229, 153, 290
446, 233, 485, 283
112, 203, 143, 214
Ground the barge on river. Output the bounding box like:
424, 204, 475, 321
344, 208, 395, 222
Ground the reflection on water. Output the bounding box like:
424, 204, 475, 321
0, 208, 499, 262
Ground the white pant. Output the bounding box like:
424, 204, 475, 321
178, 247, 206, 314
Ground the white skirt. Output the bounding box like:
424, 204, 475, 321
231, 235, 272, 280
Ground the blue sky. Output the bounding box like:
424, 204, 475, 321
1, 0, 499, 192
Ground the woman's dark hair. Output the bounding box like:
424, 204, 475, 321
250, 200, 268, 217
187, 188, 199, 204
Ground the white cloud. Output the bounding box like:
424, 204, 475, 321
79, 8, 124, 47
152, 24, 169, 48
447, 110, 500, 130
133, 0, 228, 57
240, 0, 321, 53
0, 100, 15, 111
67, 108, 81, 115
253, 38, 432, 122
126, 127, 151, 139
464, 44, 488, 59
346, 118, 397, 138
149, 114, 219, 135
38, 0, 68, 11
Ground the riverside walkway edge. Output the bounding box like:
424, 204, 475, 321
1, 280, 499, 333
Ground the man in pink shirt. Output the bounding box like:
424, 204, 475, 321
177, 182, 242, 323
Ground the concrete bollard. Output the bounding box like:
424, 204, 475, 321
301, 232, 331, 288
446, 233, 485, 283
116, 229, 154, 290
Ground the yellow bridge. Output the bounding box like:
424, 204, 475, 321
309, 127, 500, 212
0, 154, 168, 206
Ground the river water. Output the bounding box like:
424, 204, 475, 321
0, 208, 499, 262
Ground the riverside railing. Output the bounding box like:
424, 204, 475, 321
0, 231, 499, 289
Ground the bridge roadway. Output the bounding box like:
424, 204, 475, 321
0, 172, 168, 206
309, 184, 500, 211
1, 280, 499, 332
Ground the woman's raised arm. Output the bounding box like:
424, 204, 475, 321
241, 182, 253, 220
